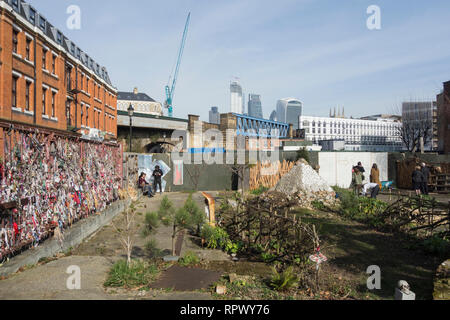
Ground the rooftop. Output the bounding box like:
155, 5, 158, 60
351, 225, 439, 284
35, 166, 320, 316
117, 91, 157, 102
2, 0, 114, 87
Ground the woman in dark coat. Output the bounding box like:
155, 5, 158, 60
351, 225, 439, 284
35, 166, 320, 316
412, 166, 424, 196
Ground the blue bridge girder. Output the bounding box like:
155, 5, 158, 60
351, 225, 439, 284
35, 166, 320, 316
233, 114, 289, 138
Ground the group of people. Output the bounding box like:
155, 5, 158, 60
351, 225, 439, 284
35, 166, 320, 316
412, 163, 430, 196
351, 162, 382, 199
138, 166, 164, 198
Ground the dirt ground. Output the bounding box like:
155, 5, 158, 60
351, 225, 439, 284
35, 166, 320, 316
0, 192, 445, 300
298, 209, 443, 300
0, 193, 228, 300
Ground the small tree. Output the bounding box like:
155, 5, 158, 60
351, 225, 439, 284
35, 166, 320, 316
183, 194, 205, 235
225, 161, 255, 197
112, 200, 141, 266
296, 147, 310, 163
145, 195, 205, 257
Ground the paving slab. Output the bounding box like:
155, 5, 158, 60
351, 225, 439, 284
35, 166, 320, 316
150, 265, 222, 291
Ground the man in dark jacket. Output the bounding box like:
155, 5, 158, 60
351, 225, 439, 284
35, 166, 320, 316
421, 163, 430, 195
412, 166, 425, 196
152, 165, 164, 195
356, 162, 365, 173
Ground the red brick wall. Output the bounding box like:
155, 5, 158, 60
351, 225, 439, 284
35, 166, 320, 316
0, 7, 117, 139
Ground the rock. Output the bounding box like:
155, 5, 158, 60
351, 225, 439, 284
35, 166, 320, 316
273, 162, 332, 195
216, 285, 227, 295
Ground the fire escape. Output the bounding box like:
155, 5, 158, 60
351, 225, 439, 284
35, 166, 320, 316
66, 64, 81, 133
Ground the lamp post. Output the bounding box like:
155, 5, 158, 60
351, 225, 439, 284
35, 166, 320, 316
128, 103, 134, 152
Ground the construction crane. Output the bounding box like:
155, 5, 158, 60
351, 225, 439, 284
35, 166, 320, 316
164, 12, 191, 118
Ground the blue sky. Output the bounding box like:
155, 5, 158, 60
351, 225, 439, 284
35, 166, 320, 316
27, 0, 450, 121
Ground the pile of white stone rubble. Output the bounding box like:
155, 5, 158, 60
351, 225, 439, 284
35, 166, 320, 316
271, 159, 339, 210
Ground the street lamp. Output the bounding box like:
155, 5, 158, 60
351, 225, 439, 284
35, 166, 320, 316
128, 103, 134, 152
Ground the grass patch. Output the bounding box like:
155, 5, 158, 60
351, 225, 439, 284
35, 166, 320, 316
179, 251, 201, 267
104, 260, 159, 289
250, 186, 270, 196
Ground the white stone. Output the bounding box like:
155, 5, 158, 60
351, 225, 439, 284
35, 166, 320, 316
395, 288, 416, 300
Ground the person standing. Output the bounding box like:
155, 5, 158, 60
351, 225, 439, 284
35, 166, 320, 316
356, 162, 366, 182
412, 166, 425, 196
152, 165, 163, 195
370, 164, 382, 189
421, 163, 430, 195
352, 167, 364, 195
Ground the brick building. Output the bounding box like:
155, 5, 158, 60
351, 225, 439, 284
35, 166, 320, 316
0, 0, 117, 150
437, 81, 450, 153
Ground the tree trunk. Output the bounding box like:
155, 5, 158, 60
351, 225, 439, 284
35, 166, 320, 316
172, 224, 177, 256
127, 236, 132, 266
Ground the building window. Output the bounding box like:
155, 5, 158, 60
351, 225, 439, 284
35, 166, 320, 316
39, 17, 46, 30
81, 74, 84, 90
12, 0, 19, 10
80, 105, 84, 126
42, 88, 47, 115
29, 9, 36, 23
52, 55, 56, 74
13, 30, 18, 54
66, 65, 72, 91
12, 76, 18, 108
42, 49, 47, 70
26, 38, 31, 60
25, 81, 31, 111
51, 92, 56, 118
57, 32, 63, 45
66, 100, 71, 126
86, 107, 89, 127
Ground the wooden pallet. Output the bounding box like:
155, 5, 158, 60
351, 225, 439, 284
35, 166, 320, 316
430, 174, 450, 193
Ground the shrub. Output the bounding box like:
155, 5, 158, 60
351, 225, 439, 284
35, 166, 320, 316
224, 240, 242, 255
269, 266, 298, 292
201, 225, 230, 250
182, 194, 205, 234
145, 238, 162, 258
296, 148, 310, 163
104, 260, 159, 288
423, 235, 450, 256
332, 186, 388, 223
142, 212, 160, 237
158, 196, 176, 226
179, 251, 201, 267
250, 185, 270, 196
311, 200, 326, 211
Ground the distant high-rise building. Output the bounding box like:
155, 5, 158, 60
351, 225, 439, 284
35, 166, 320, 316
276, 98, 303, 130
230, 80, 244, 114
269, 110, 278, 122
248, 94, 263, 119
209, 106, 220, 125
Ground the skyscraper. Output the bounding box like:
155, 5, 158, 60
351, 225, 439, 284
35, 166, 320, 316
276, 98, 303, 130
248, 94, 263, 119
230, 80, 243, 114
209, 106, 220, 125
